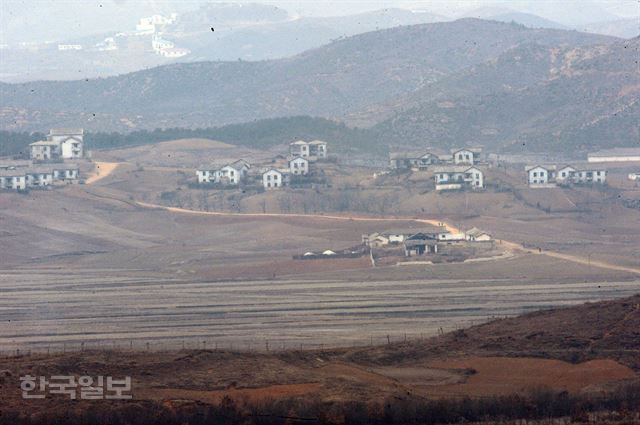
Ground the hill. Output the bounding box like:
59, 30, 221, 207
372, 37, 640, 153
352, 294, 640, 370
0, 19, 617, 134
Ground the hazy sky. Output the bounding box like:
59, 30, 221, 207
1, 0, 638, 44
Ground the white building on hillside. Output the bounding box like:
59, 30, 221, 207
0, 171, 27, 190
289, 140, 327, 161
30, 128, 84, 160
262, 169, 288, 189
389, 151, 442, 170
289, 156, 309, 175
196, 160, 249, 185
526, 165, 555, 187
556, 165, 607, 185
433, 166, 484, 190
452, 148, 482, 165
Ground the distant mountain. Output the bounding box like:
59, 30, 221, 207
463, 7, 567, 30
485, 13, 568, 30
372, 37, 640, 153
581, 18, 640, 39
185, 8, 446, 62
0, 19, 617, 135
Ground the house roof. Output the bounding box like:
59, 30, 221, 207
263, 168, 283, 175
451, 147, 482, 154
231, 159, 250, 168
308, 140, 326, 145
525, 164, 556, 172
290, 140, 307, 145
49, 128, 84, 136
381, 225, 447, 236
0, 160, 32, 169
289, 156, 308, 163
0, 169, 26, 177
432, 165, 480, 173
389, 151, 431, 160
30, 140, 58, 146
466, 227, 490, 237
53, 164, 80, 170
404, 239, 438, 247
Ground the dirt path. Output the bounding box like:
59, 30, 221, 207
135, 201, 459, 232
501, 240, 640, 275
134, 201, 640, 275
85, 161, 121, 185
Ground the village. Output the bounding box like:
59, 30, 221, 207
2, 130, 640, 266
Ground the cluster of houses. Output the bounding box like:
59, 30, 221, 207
196, 140, 328, 190
29, 128, 84, 161
1, 128, 85, 192
0, 161, 80, 191
362, 225, 491, 258
389, 147, 485, 191
525, 164, 607, 188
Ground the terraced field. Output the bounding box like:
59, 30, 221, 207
2, 268, 639, 353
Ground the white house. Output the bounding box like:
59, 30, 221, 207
196, 160, 249, 185
53, 166, 80, 182
308, 140, 327, 159
433, 166, 484, 190
30, 128, 84, 160
526, 165, 555, 187
556, 165, 607, 185
363, 226, 449, 247
452, 148, 482, 165
25, 169, 54, 187
263, 169, 287, 189
0, 171, 27, 190
289, 141, 310, 158
465, 227, 492, 242
218, 165, 241, 185
289, 140, 328, 161
289, 156, 309, 175
389, 151, 441, 170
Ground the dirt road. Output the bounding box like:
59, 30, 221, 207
134, 201, 640, 275
85, 161, 121, 184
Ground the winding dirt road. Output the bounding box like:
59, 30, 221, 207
134, 201, 640, 275
85, 161, 640, 276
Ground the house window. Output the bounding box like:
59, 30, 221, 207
533, 172, 537, 177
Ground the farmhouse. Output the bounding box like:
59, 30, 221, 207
389, 151, 441, 170
526, 165, 555, 187
0, 162, 80, 191
289, 140, 328, 160
363, 225, 449, 247
452, 147, 482, 165
196, 160, 249, 185
289, 156, 309, 175
308, 140, 328, 159
0, 170, 27, 190
556, 165, 607, 185
433, 166, 484, 190
25, 168, 54, 187
262, 169, 288, 189
30, 128, 84, 160
588, 148, 640, 163
465, 227, 492, 242
404, 237, 439, 257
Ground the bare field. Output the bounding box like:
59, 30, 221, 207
1, 171, 639, 353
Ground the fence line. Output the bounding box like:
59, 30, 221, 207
3, 330, 640, 359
